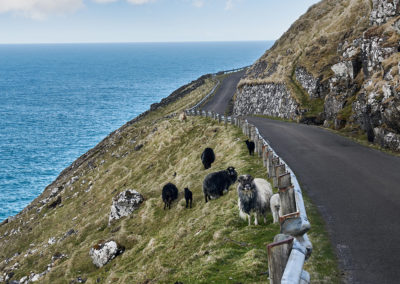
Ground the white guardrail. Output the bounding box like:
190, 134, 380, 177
185, 107, 312, 284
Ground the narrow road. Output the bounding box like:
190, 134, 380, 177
203, 72, 400, 284
201, 70, 245, 114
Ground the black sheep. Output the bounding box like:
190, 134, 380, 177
245, 140, 255, 156
201, 147, 215, 169
162, 183, 178, 210
184, 187, 193, 208
203, 166, 238, 203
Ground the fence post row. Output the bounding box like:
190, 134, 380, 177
185, 108, 312, 283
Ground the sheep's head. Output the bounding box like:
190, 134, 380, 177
237, 174, 254, 191
184, 187, 190, 193
226, 167, 238, 182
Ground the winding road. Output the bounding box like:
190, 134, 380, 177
202, 71, 400, 284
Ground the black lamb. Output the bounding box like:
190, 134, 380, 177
201, 147, 215, 169
184, 187, 193, 208
162, 183, 178, 210
203, 166, 238, 203
245, 140, 255, 156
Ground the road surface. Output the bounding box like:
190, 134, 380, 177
203, 71, 400, 284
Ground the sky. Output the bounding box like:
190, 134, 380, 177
0, 0, 321, 44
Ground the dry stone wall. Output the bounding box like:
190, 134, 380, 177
233, 83, 299, 120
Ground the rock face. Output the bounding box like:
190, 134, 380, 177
370, 0, 400, 25
89, 240, 125, 268
234, 83, 299, 120
295, 67, 321, 99
109, 190, 144, 225
235, 0, 400, 151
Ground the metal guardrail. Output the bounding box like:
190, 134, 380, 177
185, 109, 312, 284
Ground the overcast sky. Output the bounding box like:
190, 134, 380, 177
0, 0, 320, 44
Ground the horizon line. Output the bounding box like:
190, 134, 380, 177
0, 39, 275, 45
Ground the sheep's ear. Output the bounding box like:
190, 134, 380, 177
238, 175, 244, 183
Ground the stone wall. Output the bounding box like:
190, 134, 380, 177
233, 83, 299, 120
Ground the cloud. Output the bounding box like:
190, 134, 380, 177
0, 0, 84, 19
192, 0, 204, 8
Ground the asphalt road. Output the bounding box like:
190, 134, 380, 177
201, 70, 246, 114
203, 72, 400, 284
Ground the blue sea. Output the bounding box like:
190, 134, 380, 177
0, 41, 272, 221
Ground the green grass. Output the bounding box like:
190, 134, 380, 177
0, 74, 340, 283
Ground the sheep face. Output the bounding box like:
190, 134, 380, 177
238, 174, 255, 192
226, 167, 238, 183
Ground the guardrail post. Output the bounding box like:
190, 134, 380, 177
268, 157, 280, 179
267, 234, 294, 284
279, 186, 297, 217
217, 114, 221, 123
257, 136, 263, 157
273, 164, 286, 188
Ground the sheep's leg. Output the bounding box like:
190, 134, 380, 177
164, 202, 166, 210
247, 214, 251, 226
185, 199, 188, 208
254, 213, 258, 226
272, 210, 278, 223
264, 214, 267, 224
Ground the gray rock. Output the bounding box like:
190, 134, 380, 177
89, 240, 124, 268
370, 0, 400, 26
295, 67, 321, 99
109, 190, 144, 225
234, 83, 299, 120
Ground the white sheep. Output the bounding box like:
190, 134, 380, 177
270, 193, 282, 223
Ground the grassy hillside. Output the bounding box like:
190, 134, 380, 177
0, 74, 340, 283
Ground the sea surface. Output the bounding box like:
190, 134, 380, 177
0, 41, 272, 221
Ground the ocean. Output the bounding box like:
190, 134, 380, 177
0, 41, 272, 221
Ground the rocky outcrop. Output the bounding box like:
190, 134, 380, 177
370, 0, 400, 25
295, 67, 321, 99
89, 240, 124, 268
109, 190, 144, 225
234, 83, 299, 120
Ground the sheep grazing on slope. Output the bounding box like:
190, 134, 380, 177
245, 140, 255, 156
203, 167, 238, 203
201, 147, 215, 169
162, 183, 179, 210
237, 174, 273, 226
270, 193, 282, 223
179, 112, 187, 121
184, 187, 193, 208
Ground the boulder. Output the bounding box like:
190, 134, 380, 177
109, 190, 144, 225
89, 240, 124, 268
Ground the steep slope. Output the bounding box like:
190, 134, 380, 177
235, 0, 400, 152
0, 74, 339, 283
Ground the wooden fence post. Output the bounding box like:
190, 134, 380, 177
267, 234, 294, 284
273, 164, 286, 188
278, 173, 291, 189
279, 186, 297, 217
